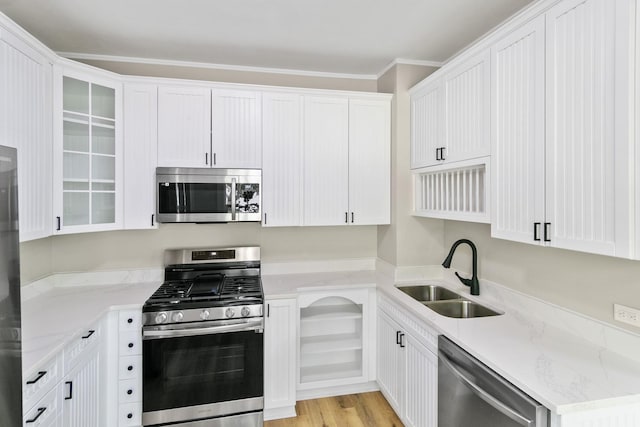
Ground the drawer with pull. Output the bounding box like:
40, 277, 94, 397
64, 323, 101, 372
119, 330, 142, 356
118, 378, 142, 404
118, 402, 142, 427
23, 386, 59, 427
118, 355, 142, 380
119, 310, 142, 332
23, 353, 62, 413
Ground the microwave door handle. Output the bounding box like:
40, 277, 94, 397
231, 178, 237, 221
439, 352, 534, 427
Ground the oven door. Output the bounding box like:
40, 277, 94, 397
142, 318, 264, 426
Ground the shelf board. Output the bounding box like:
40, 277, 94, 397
300, 361, 363, 384
300, 333, 362, 355
301, 304, 363, 322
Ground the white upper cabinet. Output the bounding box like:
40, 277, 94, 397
123, 83, 158, 230
491, 15, 546, 245
348, 98, 391, 225
262, 92, 303, 227
0, 29, 53, 241
544, 0, 632, 257
410, 50, 490, 169
157, 86, 211, 168
53, 65, 123, 234
211, 88, 262, 168
491, 0, 634, 258
410, 80, 443, 169
443, 50, 491, 164
303, 96, 350, 226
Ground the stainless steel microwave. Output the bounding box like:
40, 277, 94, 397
156, 167, 261, 223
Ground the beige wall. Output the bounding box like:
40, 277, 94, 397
20, 238, 53, 284
78, 60, 378, 92
444, 221, 640, 333
376, 64, 445, 267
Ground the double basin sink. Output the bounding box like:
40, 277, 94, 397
396, 284, 502, 318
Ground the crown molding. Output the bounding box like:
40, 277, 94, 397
376, 58, 443, 79
56, 52, 382, 81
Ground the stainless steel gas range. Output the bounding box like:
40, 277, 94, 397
142, 247, 264, 427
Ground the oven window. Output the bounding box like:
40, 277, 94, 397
158, 183, 232, 214
143, 330, 263, 412
235, 183, 260, 213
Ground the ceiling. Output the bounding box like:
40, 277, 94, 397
0, 0, 533, 76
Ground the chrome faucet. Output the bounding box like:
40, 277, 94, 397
442, 239, 480, 296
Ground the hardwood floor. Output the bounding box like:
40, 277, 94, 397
264, 392, 404, 427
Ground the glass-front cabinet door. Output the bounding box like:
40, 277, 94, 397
54, 66, 122, 233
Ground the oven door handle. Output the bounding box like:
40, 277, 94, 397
143, 319, 264, 340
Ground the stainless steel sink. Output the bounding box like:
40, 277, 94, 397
424, 300, 502, 318
396, 285, 462, 302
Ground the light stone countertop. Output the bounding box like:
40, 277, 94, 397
21, 267, 640, 417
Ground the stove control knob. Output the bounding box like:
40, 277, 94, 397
155, 312, 167, 324
200, 310, 210, 320
172, 312, 184, 322
241, 307, 251, 317
225, 308, 235, 318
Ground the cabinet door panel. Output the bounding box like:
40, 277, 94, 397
62, 349, 100, 427
491, 16, 546, 244
264, 299, 296, 412
348, 99, 391, 225
123, 84, 157, 229
403, 336, 437, 427
545, 0, 624, 256
211, 89, 262, 168
303, 96, 349, 226
411, 82, 443, 168
444, 51, 491, 163
0, 31, 52, 241
157, 86, 210, 168
262, 93, 302, 226
376, 310, 402, 415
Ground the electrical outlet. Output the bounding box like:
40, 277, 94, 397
614, 304, 640, 327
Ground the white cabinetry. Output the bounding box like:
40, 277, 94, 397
114, 309, 143, 426
297, 287, 375, 396
491, 0, 634, 258
0, 29, 53, 242
262, 92, 303, 227
303, 96, 391, 226
377, 294, 438, 427
410, 80, 443, 169
53, 65, 123, 234
61, 344, 100, 427
211, 88, 262, 168
264, 298, 297, 420
157, 86, 211, 168
123, 83, 158, 230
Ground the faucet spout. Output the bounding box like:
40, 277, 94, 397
442, 239, 480, 296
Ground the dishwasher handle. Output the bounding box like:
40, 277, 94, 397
439, 351, 534, 427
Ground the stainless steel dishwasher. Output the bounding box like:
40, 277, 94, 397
438, 336, 549, 427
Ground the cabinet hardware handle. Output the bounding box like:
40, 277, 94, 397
533, 222, 541, 241
128, 342, 134, 348
205, 153, 208, 165
436, 148, 441, 161
81, 330, 95, 339
267, 304, 270, 317
396, 331, 402, 345
544, 222, 551, 242
26, 371, 47, 385
440, 147, 446, 161
65, 381, 73, 400
264, 213, 267, 225
56, 216, 61, 231
127, 389, 133, 395
345, 212, 348, 223
26, 407, 47, 423
127, 365, 133, 371
399, 333, 405, 348
127, 413, 133, 419
351, 212, 354, 223
127, 318, 133, 324
213, 153, 216, 165
151, 214, 155, 227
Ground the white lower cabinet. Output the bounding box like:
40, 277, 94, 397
114, 309, 143, 427
377, 294, 438, 427
23, 386, 61, 427
264, 298, 297, 420
61, 344, 100, 427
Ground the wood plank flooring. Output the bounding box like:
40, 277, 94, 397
264, 392, 404, 427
